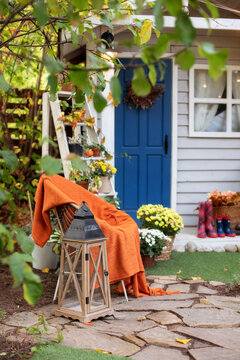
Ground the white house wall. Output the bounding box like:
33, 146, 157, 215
174, 30, 240, 227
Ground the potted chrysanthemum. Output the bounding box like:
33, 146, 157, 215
139, 229, 171, 267
137, 204, 184, 260
89, 160, 117, 194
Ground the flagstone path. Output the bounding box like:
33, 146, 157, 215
1, 276, 240, 359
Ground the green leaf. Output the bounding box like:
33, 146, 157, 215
72, 0, 88, 10
200, 42, 216, 55
149, 65, 157, 85
0, 0, 8, 15
71, 30, 79, 48
47, 75, 58, 97
45, 56, 64, 75
154, 0, 164, 30
175, 11, 195, 46
0, 188, 11, 206
93, 90, 107, 113
100, 14, 113, 30
16, 230, 34, 254
75, 89, 85, 104
0, 75, 10, 92
156, 34, 170, 57
175, 49, 195, 70
91, 0, 104, 10
69, 70, 88, 92
139, 20, 152, 45
23, 279, 43, 305
132, 67, 151, 96
165, 0, 182, 16
0, 150, 18, 171
110, 76, 122, 105
208, 50, 229, 80
71, 156, 89, 172
40, 156, 63, 175
33, 0, 49, 26
206, 0, 219, 18
0, 224, 13, 252
8, 253, 25, 287
23, 264, 41, 284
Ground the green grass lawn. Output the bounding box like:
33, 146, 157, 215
146, 252, 240, 283
31, 344, 128, 360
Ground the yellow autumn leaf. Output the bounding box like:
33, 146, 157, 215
41, 268, 49, 273
137, 316, 146, 321
176, 270, 182, 274
95, 349, 112, 354
224, 268, 228, 271
176, 338, 191, 344
191, 277, 202, 280
139, 20, 152, 45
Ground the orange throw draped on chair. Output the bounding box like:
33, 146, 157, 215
32, 174, 179, 298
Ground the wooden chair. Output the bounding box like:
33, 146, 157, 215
53, 202, 128, 302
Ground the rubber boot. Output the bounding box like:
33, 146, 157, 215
197, 202, 206, 238
215, 216, 225, 237
222, 217, 236, 237
205, 202, 218, 238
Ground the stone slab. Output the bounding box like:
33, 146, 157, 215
122, 333, 145, 347
131, 345, 190, 359
153, 280, 179, 285
114, 300, 194, 312
117, 293, 199, 302
167, 284, 190, 293
147, 311, 182, 325
0, 324, 14, 336
150, 282, 166, 290
183, 280, 206, 284
209, 281, 225, 286
175, 326, 240, 350
196, 286, 218, 295
174, 308, 240, 328
74, 312, 156, 336
3, 311, 39, 328
189, 347, 240, 360
146, 275, 177, 281
34, 304, 57, 318
62, 325, 140, 357
137, 326, 190, 349
205, 295, 240, 311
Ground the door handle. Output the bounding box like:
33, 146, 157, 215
164, 134, 168, 155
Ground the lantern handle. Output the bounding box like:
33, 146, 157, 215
81, 201, 90, 212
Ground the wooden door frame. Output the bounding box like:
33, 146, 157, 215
101, 52, 178, 210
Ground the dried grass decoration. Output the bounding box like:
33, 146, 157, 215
124, 82, 165, 110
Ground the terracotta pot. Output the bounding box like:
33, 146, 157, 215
77, 180, 89, 190
92, 147, 101, 157
141, 254, 154, 268
98, 176, 112, 193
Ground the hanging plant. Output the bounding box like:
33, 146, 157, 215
124, 82, 165, 110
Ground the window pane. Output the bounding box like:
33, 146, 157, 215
194, 70, 226, 99
232, 105, 240, 132
194, 103, 226, 132
232, 70, 240, 99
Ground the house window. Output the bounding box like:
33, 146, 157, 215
189, 65, 240, 137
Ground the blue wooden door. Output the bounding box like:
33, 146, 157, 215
115, 59, 172, 221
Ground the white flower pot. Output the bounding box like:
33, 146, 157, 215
31, 237, 59, 270
99, 176, 112, 193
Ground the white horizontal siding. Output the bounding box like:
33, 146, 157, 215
176, 30, 240, 228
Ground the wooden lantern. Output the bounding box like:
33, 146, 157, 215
55, 202, 113, 323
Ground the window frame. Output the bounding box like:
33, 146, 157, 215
189, 64, 240, 138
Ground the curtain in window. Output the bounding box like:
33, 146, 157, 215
232, 71, 240, 131
194, 70, 226, 131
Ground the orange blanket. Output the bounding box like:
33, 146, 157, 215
32, 174, 178, 297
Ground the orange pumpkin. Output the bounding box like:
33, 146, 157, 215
84, 149, 94, 157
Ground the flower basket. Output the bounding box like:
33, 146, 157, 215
213, 204, 240, 230
141, 255, 154, 268
77, 180, 89, 190
154, 235, 175, 261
